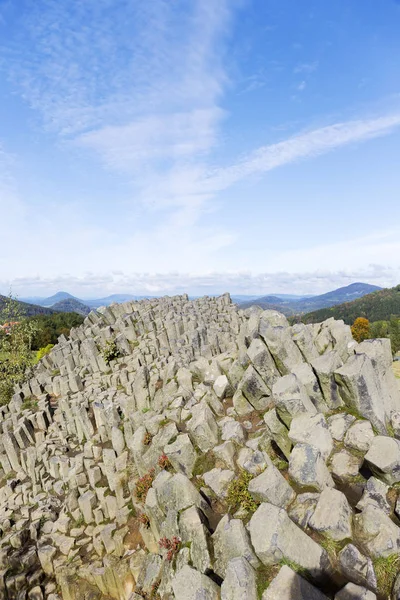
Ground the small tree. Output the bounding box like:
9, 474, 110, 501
389, 318, 400, 356
0, 294, 42, 405
351, 317, 370, 343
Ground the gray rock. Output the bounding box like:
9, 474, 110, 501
249, 502, 327, 576
327, 413, 356, 442
364, 436, 400, 484
289, 443, 334, 492
246, 337, 280, 386
309, 487, 353, 541
221, 557, 257, 600
288, 492, 320, 528
213, 374, 230, 399
354, 505, 400, 557
212, 514, 259, 578
248, 465, 295, 508
330, 450, 362, 482
203, 468, 235, 498
334, 583, 377, 599
344, 421, 375, 453
356, 477, 390, 514
288, 413, 333, 460
187, 402, 219, 453
338, 544, 377, 591
179, 506, 212, 574
272, 374, 317, 427
263, 408, 292, 460
164, 433, 197, 478
239, 365, 271, 411
172, 565, 220, 600
219, 417, 246, 445
259, 323, 303, 375
237, 447, 272, 474
262, 565, 329, 600
311, 351, 344, 409
291, 362, 327, 413
335, 351, 393, 434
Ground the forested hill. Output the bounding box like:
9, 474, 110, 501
0, 295, 55, 319
302, 285, 400, 324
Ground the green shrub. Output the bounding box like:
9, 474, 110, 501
227, 470, 259, 514
102, 340, 121, 364
36, 344, 54, 362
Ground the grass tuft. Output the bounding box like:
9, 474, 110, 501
226, 470, 259, 514
374, 554, 400, 598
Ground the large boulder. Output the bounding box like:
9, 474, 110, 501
249, 503, 328, 577
261, 564, 329, 600
289, 443, 334, 492
221, 557, 257, 600
172, 565, 220, 600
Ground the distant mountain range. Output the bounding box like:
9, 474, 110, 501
0, 295, 55, 318
8, 283, 383, 320
21, 291, 147, 311
237, 283, 382, 315
303, 284, 400, 324
51, 298, 91, 316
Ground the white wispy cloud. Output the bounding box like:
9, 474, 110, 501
2, 1, 400, 296
202, 113, 400, 193
294, 61, 319, 74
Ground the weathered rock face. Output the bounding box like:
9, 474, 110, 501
1, 293, 400, 599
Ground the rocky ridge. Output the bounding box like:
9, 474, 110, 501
1, 294, 400, 599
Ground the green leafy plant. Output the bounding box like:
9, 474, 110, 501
226, 470, 259, 514
36, 343, 54, 362
102, 339, 121, 364
0, 294, 42, 405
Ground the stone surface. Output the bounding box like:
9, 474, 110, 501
354, 505, 400, 557
289, 443, 334, 492
338, 544, 377, 591
172, 565, 220, 600
288, 413, 333, 460
334, 583, 377, 599
248, 464, 295, 508
221, 557, 257, 600
344, 421, 375, 454
364, 436, 400, 484
309, 487, 353, 541
262, 565, 329, 600
212, 515, 259, 578
2, 293, 400, 600
249, 502, 327, 576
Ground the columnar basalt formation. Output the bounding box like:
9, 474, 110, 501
1, 294, 400, 599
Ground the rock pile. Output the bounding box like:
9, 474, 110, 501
1, 293, 400, 599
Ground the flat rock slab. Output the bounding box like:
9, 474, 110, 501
309, 487, 353, 541
364, 436, 400, 484
262, 565, 329, 600
289, 443, 334, 492
248, 464, 295, 508
249, 502, 327, 577
334, 582, 377, 599
172, 565, 220, 600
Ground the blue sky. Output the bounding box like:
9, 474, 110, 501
1, 0, 400, 297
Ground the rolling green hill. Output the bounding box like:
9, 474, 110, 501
303, 285, 400, 325
0, 295, 55, 320
239, 282, 381, 315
